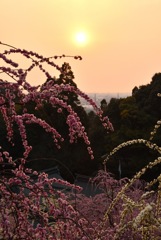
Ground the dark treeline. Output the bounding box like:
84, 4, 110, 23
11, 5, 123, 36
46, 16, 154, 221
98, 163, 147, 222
1, 67, 161, 182
103, 73, 161, 181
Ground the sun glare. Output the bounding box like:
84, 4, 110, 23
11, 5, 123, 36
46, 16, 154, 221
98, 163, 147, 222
74, 31, 88, 46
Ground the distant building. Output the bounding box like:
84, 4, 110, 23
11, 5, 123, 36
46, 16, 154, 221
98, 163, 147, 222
37, 166, 102, 197
79, 92, 131, 108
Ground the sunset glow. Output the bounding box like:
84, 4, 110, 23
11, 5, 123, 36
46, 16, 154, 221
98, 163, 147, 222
1, 0, 161, 93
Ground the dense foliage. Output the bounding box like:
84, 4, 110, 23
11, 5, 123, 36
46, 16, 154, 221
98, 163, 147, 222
103, 74, 161, 180
1, 42, 161, 239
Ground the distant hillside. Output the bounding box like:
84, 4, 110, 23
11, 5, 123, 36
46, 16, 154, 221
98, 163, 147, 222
102, 73, 161, 180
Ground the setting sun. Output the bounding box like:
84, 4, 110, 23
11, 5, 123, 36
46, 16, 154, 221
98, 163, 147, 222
74, 31, 88, 46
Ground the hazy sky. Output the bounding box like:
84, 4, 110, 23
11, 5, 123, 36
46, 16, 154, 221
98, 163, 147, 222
1, 0, 161, 93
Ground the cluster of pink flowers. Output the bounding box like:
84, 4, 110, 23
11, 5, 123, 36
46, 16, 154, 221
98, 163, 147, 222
1, 42, 161, 239
0, 42, 113, 159
0, 42, 115, 239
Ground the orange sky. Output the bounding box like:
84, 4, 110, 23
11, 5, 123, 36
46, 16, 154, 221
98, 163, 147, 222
1, 0, 161, 93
